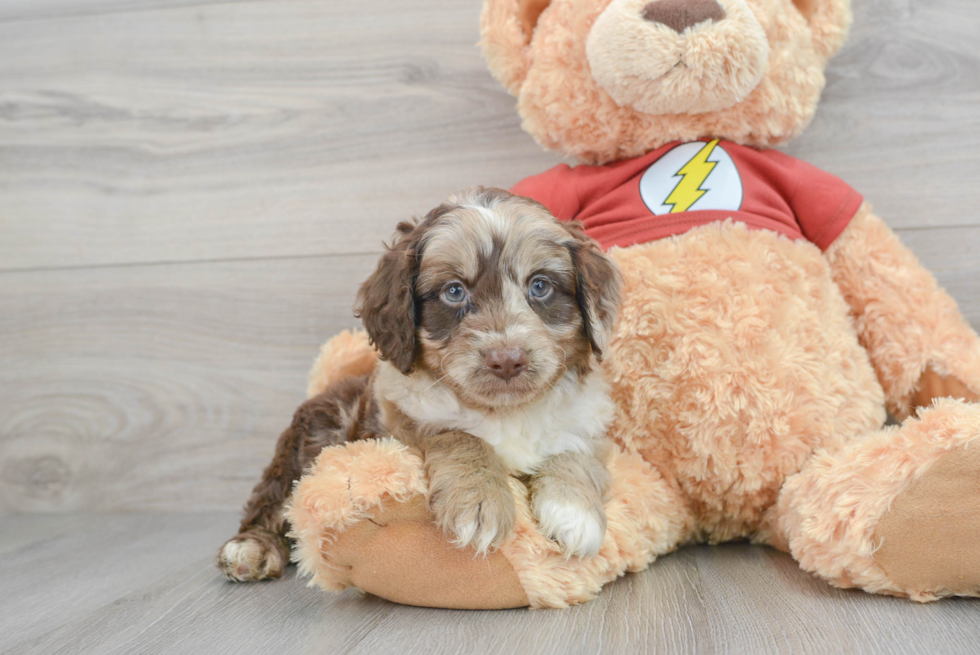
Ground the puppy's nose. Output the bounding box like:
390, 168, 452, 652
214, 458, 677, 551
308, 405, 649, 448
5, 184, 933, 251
641, 0, 726, 33
485, 348, 529, 381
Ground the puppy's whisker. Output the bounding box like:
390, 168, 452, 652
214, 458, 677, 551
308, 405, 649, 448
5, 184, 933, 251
519, 407, 533, 431
468, 410, 489, 432
538, 363, 570, 397
416, 352, 455, 396
421, 372, 451, 395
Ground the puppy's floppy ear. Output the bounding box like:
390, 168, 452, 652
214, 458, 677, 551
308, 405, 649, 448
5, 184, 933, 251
563, 223, 621, 361
355, 221, 424, 374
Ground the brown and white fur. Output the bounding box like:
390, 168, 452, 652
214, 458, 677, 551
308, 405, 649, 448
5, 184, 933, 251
216, 187, 621, 581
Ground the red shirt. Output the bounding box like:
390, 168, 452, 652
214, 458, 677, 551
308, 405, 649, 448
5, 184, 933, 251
511, 140, 863, 251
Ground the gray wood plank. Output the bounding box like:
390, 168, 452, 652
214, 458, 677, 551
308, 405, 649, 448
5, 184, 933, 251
0, 254, 375, 513
0, 0, 556, 271
1, 512, 240, 654
0, 1, 256, 23
0, 0, 977, 271
787, 0, 980, 230
3, 513, 980, 655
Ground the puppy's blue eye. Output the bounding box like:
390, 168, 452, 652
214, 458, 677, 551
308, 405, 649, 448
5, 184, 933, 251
529, 277, 552, 299
442, 283, 467, 304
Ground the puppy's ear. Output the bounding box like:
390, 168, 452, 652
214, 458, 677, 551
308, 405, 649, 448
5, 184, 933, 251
564, 223, 621, 361
355, 221, 424, 374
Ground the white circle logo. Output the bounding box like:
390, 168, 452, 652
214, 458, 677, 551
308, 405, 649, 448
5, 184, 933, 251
639, 140, 743, 215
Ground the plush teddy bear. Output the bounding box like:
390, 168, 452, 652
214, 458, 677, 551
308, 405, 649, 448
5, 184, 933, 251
284, 0, 980, 608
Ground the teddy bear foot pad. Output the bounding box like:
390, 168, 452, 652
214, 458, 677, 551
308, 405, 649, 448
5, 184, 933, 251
874, 444, 980, 597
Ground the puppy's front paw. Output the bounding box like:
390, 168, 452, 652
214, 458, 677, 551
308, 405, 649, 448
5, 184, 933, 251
430, 477, 516, 555
215, 530, 287, 582
533, 498, 606, 559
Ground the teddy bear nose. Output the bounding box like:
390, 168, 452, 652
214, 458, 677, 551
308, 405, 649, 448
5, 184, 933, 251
485, 348, 529, 380
641, 0, 726, 33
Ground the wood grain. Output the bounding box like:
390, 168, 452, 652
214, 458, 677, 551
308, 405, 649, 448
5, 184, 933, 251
0, 0, 978, 271
0, 254, 375, 513
3, 513, 980, 655
0, 1, 253, 23
0, 0, 556, 271
790, 0, 980, 229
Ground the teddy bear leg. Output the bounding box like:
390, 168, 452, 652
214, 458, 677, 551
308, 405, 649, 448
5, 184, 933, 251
285, 437, 527, 609
287, 437, 693, 609
308, 494, 529, 609
764, 400, 980, 601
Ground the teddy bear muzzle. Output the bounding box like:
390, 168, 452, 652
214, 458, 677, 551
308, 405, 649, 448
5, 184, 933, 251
585, 0, 769, 115
641, 0, 726, 33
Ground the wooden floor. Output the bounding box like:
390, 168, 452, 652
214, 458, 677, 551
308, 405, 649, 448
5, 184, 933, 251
1, 0, 979, 652
5, 512, 980, 655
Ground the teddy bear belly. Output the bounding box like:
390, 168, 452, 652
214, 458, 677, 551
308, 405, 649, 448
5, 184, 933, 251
604, 221, 887, 542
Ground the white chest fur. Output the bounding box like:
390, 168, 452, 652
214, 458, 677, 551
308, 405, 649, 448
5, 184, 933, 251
374, 363, 614, 473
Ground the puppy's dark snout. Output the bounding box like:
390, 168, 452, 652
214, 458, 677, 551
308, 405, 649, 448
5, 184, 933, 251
641, 0, 726, 33
485, 348, 529, 381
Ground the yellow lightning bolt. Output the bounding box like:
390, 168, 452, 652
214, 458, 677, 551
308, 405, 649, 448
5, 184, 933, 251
664, 139, 720, 213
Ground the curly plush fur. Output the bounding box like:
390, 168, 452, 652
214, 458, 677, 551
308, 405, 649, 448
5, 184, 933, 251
283, 0, 980, 608
292, 297, 980, 607
481, 0, 850, 164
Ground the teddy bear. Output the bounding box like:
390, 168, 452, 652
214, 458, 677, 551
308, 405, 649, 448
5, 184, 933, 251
283, 0, 980, 608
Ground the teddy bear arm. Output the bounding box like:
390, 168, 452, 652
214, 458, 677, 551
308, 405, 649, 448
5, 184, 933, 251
824, 203, 980, 418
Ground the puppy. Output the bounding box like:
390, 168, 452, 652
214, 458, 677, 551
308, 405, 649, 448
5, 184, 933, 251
216, 187, 621, 582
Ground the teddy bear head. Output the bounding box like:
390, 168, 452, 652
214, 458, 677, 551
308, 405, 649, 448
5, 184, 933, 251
481, 0, 852, 164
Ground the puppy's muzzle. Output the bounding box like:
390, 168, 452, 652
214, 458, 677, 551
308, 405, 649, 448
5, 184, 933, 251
485, 348, 529, 381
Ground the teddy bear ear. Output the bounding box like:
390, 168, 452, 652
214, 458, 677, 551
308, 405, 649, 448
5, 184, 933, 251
480, 0, 553, 95
792, 0, 853, 60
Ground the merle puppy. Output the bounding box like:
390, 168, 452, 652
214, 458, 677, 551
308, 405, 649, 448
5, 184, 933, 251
217, 187, 621, 582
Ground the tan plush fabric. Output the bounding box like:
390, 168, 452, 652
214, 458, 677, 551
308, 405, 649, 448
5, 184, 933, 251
306, 328, 378, 398
769, 400, 980, 601
480, 0, 851, 164
911, 367, 980, 413
286, 0, 980, 610
286, 438, 426, 593
286, 439, 528, 609
603, 223, 885, 543
288, 432, 691, 608
875, 444, 980, 598
289, 401, 980, 607
327, 494, 528, 609
292, 214, 980, 608
825, 206, 980, 419
500, 444, 692, 607
585, 0, 768, 116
